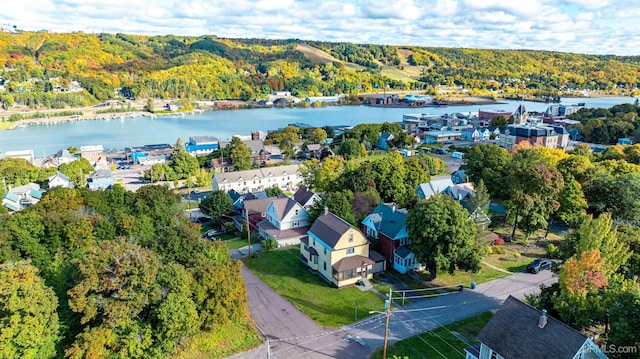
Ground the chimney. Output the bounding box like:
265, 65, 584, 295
324, 207, 329, 216
538, 309, 548, 329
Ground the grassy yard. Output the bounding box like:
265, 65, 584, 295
370, 312, 494, 359
222, 234, 261, 249
243, 247, 385, 327
421, 265, 511, 288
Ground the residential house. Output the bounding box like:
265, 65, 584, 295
361, 203, 422, 274
54, 149, 76, 165
242, 197, 276, 232
219, 139, 266, 163
48, 171, 74, 189
257, 196, 310, 247
212, 164, 302, 193
461, 127, 481, 142
87, 169, 115, 190
377, 132, 395, 150
416, 178, 455, 200
292, 186, 321, 209
228, 189, 267, 211
2, 183, 45, 212
466, 296, 607, 359
443, 182, 475, 202
301, 209, 375, 287
3, 149, 35, 164
302, 143, 323, 159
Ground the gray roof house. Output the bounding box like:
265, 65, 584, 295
292, 186, 321, 209
416, 178, 454, 200
48, 171, 74, 189
257, 196, 309, 247
87, 169, 115, 190
212, 164, 302, 194
466, 296, 608, 359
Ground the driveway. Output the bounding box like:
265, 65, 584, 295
232, 267, 556, 359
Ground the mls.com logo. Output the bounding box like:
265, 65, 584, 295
597, 344, 640, 355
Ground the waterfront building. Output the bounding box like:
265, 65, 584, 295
497, 105, 570, 150
186, 136, 219, 156
80, 145, 104, 164
3, 149, 35, 163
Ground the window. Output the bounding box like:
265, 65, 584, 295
349, 233, 353, 242
313, 256, 318, 264
261, 212, 266, 217
324, 247, 327, 255
295, 209, 299, 215
346, 248, 354, 255
323, 262, 326, 271
400, 238, 405, 246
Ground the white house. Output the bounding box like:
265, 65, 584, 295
48, 171, 74, 189
257, 196, 310, 246
212, 164, 302, 193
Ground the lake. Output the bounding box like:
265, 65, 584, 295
0, 96, 636, 157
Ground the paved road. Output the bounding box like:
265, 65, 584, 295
231, 266, 556, 359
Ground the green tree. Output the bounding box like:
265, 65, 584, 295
306, 127, 327, 144
338, 138, 362, 159
229, 137, 252, 171
608, 287, 640, 357
168, 138, 199, 180
407, 194, 480, 280
58, 157, 94, 188
299, 156, 345, 192
489, 115, 508, 130
463, 144, 511, 199
467, 178, 490, 214
0, 261, 60, 359
144, 97, 154, 112
199, 190, 233, 222
308, 190, 355, 225
556, 176, 587, 228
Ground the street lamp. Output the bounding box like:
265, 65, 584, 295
369, 288, 392, 359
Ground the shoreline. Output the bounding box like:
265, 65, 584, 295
2, 94, 634, 131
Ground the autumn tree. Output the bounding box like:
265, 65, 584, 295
0, 261, 60, 359
407, 194, 480, 280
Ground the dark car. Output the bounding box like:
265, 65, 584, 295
527, 258, 552, 274
203, 228, 226, 239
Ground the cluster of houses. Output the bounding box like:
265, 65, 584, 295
400, 103, 590, 150
214, 164, 486, 287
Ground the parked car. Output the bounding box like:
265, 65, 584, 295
527, 258, 552, 274
203, 227, 226, 239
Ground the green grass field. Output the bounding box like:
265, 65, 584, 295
243, 247, 385, 327
370, 312, 493, 359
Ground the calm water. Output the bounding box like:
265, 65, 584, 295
0, 96, 636, 157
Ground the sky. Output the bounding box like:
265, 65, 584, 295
3, 0, 640, 55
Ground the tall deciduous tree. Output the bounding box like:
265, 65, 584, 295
0, 261, 60, 359
467, 178, 490, 214
608, 288, 640, 355
229, 137, 252, 171
308, 190, 355, 225
407, 194, 480, 280
199, 190, 233, 222
463, 144, 511, 199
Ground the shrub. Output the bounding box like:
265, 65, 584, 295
485, 245, 493, 255
262, 238, 278, 251
547, 243, 560, 259
512, 252, 521, 259
493, 245, 505, 254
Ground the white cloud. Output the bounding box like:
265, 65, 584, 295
1, 0, 639, 55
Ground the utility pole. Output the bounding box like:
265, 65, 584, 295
246, 208, 251, 257
383, 287, 392, 359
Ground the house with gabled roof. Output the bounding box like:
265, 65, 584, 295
466, 295, 607, 359
257, 195, 309, 247
242, 197, 277, 232
301, 209, 374, 287
48, 171, 74, 189
87, 169, 115, 190
228, 189, 267, 211
361, 203, 423, 274
292, 186, 321, 209
416, 178, 455, 200
2, 183, 45, 212
212, 164, 302, 193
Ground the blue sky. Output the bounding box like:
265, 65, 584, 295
3, 0, 640, 55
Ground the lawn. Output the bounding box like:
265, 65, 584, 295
370, 311, 494, 359
420, 265, 511, 288
243, 247, 385, 327
222, 234, 261, 249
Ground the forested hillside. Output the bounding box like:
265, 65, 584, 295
1, 31, 640, 109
